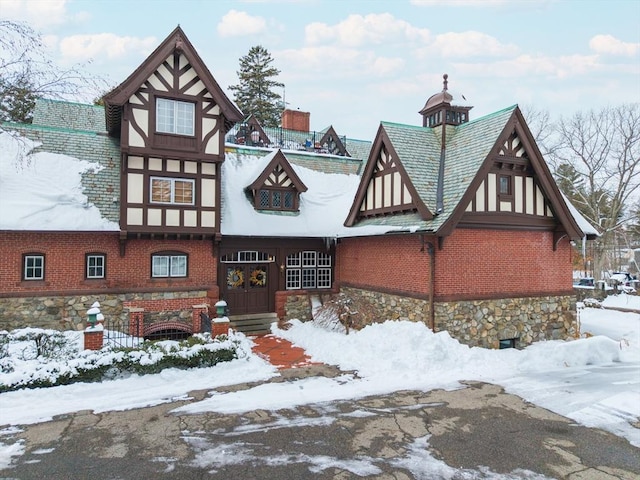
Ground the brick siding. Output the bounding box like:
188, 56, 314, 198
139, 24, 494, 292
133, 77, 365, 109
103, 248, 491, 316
0, 232, 217, 294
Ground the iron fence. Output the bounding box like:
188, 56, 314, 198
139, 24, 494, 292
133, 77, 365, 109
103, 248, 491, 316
226, 124, 348, 155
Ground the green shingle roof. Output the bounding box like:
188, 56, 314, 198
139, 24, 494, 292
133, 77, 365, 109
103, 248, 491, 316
355, 105, 518, 233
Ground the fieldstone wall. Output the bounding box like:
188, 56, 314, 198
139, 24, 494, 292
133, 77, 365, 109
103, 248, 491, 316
283, 293, 313, 321
340, 287, 429, 323
433, 295, 579, 349
0, 290, 209, 332
339, 287, 578, 349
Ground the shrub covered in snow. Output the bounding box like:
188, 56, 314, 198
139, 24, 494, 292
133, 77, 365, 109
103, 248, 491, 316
0, 329, 247, 393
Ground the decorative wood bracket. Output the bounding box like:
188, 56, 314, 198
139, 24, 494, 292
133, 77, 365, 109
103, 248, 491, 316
553, 231, 568, 251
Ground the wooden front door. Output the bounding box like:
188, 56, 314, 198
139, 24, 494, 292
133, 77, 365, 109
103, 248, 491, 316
223, 263, 270, 315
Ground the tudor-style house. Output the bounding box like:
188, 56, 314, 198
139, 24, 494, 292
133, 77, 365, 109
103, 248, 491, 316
0, 27, 597, 348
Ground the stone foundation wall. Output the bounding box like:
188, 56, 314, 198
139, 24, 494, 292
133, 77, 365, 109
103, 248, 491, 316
282, 292, 313, 321
433, 295, 579, 349
340, 287, 578, 349
340, 287, 429, 323
0, 290, 210, 332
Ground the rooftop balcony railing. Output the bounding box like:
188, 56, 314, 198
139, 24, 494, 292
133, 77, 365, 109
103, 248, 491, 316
226, 123, 348, 156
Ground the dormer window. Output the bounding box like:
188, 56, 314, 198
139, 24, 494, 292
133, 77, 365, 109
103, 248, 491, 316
248, 150, 308, 213
258, 188, 296, 210
156, 98, 194, 135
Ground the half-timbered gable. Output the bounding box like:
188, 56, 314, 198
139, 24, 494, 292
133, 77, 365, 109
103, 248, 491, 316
235, 114, 271, 147
318, 126, 349, 157
103, 26, 242, 237
345, 125, 435, 226
247, 149, 307, 212
442, 107, 583, 247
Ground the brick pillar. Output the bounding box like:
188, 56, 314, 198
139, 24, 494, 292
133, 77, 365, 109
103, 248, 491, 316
128, 308, 145, 337
275, 291, 289, 319
84, 327, 104, 350
212, 318, 229, 337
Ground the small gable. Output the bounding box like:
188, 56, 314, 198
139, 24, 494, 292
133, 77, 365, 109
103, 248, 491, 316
318, 126, 349, 156
247, 150, 307, 212
235, 114, 271, 147
345, 127, 433, 226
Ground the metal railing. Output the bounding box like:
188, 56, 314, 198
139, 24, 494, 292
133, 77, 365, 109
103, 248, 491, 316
226, 124, 348, 156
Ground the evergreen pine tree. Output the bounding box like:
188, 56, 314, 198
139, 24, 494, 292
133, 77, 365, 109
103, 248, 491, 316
229, 45, 284, 128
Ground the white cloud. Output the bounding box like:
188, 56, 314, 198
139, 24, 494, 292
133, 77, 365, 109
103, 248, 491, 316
420, 31, 519, 58
0, 0, 86, 29
305, 13, 430, 48
455, 53, 601, 79
58, 34, 158, 63
589, 34, 640, 57
278, 46, 402, 79
217, 9, 267, 38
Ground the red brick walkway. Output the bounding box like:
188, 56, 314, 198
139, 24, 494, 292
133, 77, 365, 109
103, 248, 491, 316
251, 334, 319, 370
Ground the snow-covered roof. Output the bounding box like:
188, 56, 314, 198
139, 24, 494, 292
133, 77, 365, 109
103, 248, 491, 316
220, 149, 401, 238
561, 192, 600, 238
0, 130, 119, 231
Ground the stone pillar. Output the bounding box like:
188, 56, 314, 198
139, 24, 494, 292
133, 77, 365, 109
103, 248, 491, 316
84, 325, 104, 350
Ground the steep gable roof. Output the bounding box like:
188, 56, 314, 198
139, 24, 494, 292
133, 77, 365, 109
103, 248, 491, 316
103, 26, 242, 135
439, 106, 584, 242
344, 123, 436, 226
318, 126, 349, 156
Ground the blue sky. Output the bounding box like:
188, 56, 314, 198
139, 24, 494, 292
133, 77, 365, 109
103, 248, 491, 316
2, 0, 639, 139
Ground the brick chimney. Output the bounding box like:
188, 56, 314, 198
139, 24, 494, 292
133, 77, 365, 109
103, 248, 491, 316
282, 109, 310, 132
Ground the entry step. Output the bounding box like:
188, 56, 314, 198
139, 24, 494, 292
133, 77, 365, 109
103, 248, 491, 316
228, 313, 277, 335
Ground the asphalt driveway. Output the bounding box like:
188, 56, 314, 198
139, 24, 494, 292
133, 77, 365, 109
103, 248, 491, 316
1, 366, 638, 480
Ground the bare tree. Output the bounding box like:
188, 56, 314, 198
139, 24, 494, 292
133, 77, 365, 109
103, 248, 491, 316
0, 20, 108, 122
548, 104, 640, 278
520, 105, 557, 159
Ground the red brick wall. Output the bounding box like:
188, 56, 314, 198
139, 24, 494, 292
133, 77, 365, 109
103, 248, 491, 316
434, 229, 573, 299
336, 229, 573, 300
337, 235, 431, 296
0, 232, 217, 295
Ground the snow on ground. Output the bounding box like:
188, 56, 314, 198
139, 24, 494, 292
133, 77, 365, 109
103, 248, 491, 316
1, 301, 639, 470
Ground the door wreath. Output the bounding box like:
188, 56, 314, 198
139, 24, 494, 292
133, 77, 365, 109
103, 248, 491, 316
227, 268, 244, 288
250, 267, 266, 286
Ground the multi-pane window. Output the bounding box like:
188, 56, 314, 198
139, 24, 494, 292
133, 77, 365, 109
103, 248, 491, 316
151, 177, 194, 205
23, 254, 44, 280
152, 254, 187, 278
86, 254, 106, 279
257, 189, 297, 211
220, 251, 274, 263
285, 251, 332, 290
156, 98, 195, 135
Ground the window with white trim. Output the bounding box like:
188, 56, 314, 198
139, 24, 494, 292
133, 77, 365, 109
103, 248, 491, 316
23, 254, 44, 280
150, 177, 194, 205
86, 254, 106, 279
152, 253, 187, 278
156, 98, 195, 135
285, 251, 332, 290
